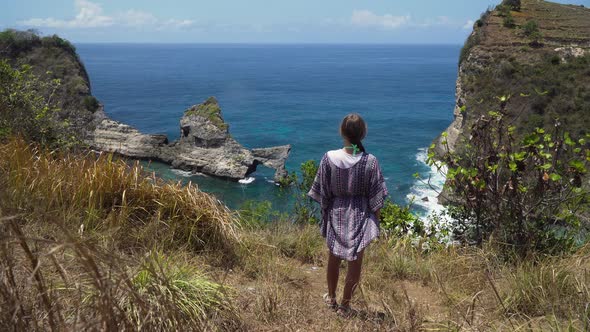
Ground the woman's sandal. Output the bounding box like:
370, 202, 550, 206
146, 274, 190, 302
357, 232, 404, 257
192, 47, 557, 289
323, 293, 338, 310
336, 305, 356, 318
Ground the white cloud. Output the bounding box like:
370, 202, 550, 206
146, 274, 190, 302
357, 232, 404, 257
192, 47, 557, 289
349, 10, 474, 31
119, 10, 157, 26
463, 19, 475, 30
18, 0, 193, 30
161, 19, 195, 29
20, 0, 113, 28
351, 10, 410, 29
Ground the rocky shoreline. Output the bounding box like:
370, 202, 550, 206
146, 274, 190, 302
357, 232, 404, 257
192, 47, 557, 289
87, 97, 290, 182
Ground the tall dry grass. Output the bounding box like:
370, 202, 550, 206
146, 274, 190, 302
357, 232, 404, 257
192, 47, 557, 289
0, 137, 239, 255
0, 215, 242, 331
1, 137, 590, 331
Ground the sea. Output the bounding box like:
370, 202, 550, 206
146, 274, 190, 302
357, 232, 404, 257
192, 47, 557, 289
76, 44, 458, 216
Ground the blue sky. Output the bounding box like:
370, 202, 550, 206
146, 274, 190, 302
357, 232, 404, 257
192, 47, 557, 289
2, 0, 588, 43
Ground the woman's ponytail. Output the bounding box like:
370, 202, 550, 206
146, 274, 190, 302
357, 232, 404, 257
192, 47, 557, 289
340, 113, 367, 154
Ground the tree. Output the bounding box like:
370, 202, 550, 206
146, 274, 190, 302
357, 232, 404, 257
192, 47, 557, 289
0, 60, 73, 147
430, 96, 589, 255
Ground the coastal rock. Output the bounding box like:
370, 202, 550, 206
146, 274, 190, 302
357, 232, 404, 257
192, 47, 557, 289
252, 145, 292, 181
432, 66, 467, 156
89, 116, 168, 159
88, 97, 291, 182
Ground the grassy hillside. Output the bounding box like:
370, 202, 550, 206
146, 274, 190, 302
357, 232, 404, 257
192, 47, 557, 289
459, 0, 590, 138
1, 137, 589, 331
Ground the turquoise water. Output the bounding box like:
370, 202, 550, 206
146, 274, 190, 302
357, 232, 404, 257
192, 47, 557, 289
76, 44, 458, 213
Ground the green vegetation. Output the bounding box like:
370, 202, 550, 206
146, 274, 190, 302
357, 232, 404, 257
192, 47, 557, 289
83, 95, 100, 113
0, 29, 94, 139
462, 54, 590, 137
502, 0, 521, 11
522, 20, 543, 46
432, 97, 589, 255
2, 15, 590, 329
0, 60, 74, 146
0, 29, 76, 57
503, 11, 516, 29
184, 96, 229, 131
522, 20, 539, 36
1, 136, 590, 330
380, 199, 425, 237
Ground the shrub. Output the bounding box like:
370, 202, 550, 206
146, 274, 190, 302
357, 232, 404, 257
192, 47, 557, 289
380, 199, 425, 237
431, 96, 590, 255
239, 200, 279, 229
550, 54, 561, 65
0, 29, 41, 57
292, 159, 320, 223
522, 20, 539, 36
83, 95, 100, 113
503, 13, 516, 28
503, 0, 521, 11
0, 60, 71, 147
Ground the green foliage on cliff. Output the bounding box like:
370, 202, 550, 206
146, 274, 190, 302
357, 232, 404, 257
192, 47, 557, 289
0, 60, 75, 146
456, 0, 590, 147
502, 0, 521, 11
0, 29, 77, 57
433, 97, 589, 255
465, 53, 590, 137
0, 29, 95, 138
83, 95, 100, 113
184, 97, 228, 131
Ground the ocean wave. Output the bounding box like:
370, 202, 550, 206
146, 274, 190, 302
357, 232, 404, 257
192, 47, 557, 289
171, 169, 209, 178
171, 169, 194, 177
239, 177, 256, 184
406, 148, 447, 218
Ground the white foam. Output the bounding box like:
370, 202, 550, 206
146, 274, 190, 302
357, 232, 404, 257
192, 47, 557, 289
171, 169, 208, 178
171, 169, 194, 177
239, 177, 255, 184
406, 148, 447, 219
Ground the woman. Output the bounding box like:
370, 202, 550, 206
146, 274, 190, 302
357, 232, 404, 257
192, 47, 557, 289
308, 113, 388, 317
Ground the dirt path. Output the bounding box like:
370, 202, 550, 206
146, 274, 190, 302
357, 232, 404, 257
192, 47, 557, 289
229, 259, 448, 331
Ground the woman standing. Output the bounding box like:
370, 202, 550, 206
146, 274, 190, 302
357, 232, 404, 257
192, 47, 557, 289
308, 113, 388, 317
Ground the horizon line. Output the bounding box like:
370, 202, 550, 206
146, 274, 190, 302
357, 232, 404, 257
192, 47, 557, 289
73, 41, 463, 46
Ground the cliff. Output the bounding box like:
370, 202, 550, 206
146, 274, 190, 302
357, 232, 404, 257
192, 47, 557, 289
0, 30, 99, 136
434, 0, 590, 155
0, 30, 290, 182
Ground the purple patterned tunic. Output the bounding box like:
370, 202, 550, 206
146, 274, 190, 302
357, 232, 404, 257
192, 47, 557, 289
308, 152, 388, 261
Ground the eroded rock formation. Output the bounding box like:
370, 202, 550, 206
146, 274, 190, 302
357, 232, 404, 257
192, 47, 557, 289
88, 97, 291, 182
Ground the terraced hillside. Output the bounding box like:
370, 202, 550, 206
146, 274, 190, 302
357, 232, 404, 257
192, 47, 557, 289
435, 0, 590, 154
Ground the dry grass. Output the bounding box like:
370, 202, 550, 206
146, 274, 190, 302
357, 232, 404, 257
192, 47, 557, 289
0, 137, 239, 256
0, 215, 242, 331
1, 137, 590, 331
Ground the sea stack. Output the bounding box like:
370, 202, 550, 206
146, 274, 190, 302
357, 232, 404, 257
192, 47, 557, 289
89, 97, 291, 182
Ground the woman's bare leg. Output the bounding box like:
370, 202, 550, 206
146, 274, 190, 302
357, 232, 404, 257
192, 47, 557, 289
327, 252, 341, 299
341, 250, 364, 307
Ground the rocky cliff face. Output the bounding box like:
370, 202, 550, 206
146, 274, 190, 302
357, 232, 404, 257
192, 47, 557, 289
89, 97, 291, 182
89, 108, 169, 159
434, 0, 590, 155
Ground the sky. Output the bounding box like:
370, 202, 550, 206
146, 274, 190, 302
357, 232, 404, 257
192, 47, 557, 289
2, 0, 588, 44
